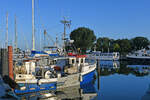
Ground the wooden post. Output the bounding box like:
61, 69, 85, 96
97, 59, 100, 90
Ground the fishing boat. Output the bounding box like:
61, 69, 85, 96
10, 57, 57, 95
7, 52, 96, 96
59, 53, 96, 86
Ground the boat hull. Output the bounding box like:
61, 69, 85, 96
80, 64, 96, 85
80, 70, 95, 85
14, 82, 56, 95
127, 56, 150, 61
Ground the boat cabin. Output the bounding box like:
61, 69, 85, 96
64, 55, 87, 74
14, 59, 38, 82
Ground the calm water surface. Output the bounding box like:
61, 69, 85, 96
94, 61, 150, 100
1, 61, 150, 100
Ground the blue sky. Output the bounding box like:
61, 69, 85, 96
0, 0, 150, 50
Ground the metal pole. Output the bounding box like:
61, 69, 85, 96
32, 0, 35, 50
60, 18, 71, 55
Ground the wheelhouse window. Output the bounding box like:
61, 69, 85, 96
76, 59, 79, 63
81, 58, 84, 63
72, 59, 75, 64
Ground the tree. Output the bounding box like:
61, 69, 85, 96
115, 39, 131, 54
96, 37, 114, 52
70, 27, 96, 53
113, 43, 120, 52
131, 37, 149, 50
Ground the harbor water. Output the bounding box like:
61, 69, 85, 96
1, 60, 150, 100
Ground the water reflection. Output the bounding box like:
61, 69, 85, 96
99, 61, 150, 77
141, 84, 150, 100
56, 82, 97, 100
14, 82, 97, 100
100, 61, 120, 69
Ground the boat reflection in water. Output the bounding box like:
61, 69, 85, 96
127, 65, 150, 75
99, 61, 120, 76
100, 61, 120, 69
99, 61, 150, 77
14, 81, 97, 100
56, 82, 97, 100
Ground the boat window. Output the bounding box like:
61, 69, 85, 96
81, 59, 84, 63
76, 59, 79, 63
17, 62, 23, 66
96, 54, 99, 56
18, 83, 25, 87
72, 59, 75, 64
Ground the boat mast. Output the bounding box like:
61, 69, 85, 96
44, 29, 46, 48
14, 15, 17, 52
60, 17, 71, 53
55, 34, 58, 48
61, 17, 71, 42
32, 0, 35, 50
5, 12, 8, 48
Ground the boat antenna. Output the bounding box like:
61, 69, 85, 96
32, 0, 35, 50
60, 17, 71, 54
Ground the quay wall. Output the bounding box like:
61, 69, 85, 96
0, 48, 8, 77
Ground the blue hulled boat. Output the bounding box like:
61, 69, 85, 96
8, 52, 96, 95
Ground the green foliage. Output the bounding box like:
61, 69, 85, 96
70, 27, 96, 53
113, 43, 120, 52
95, 37, 149, 54
70, 27, 150, 54
131, 37, 149, 50
96, 37, 113, 52
115, 39, 131, 54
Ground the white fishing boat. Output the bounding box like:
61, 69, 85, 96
7, 52, 96, 96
